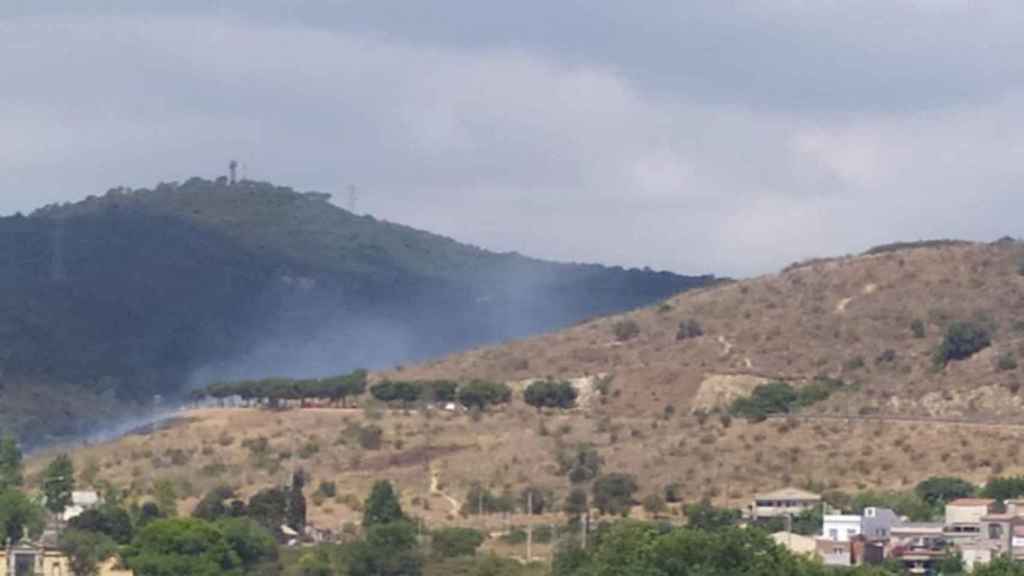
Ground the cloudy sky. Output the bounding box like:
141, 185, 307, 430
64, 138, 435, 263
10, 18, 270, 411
2, 1, 1022, 276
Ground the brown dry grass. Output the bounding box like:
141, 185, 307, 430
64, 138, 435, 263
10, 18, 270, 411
25, 240, 1024, 539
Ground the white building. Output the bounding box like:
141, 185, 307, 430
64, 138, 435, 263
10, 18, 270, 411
822, 508, 897, 542
62, 490, 101, 522
751, 487, 822, 519
823, 514, 862, 542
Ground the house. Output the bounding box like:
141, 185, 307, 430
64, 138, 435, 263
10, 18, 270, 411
62, 490, 101, 522
771, 532, 818, 556
750, 487, 821, 519
944, 498, 995, 540
823, 514, 862, 542
822, 508, 897, 542
1, 539, 132, 576
816, 538, 853, 567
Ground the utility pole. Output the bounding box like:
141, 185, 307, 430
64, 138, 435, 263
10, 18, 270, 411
229, 160, 238, 185
527, 491, 533, 561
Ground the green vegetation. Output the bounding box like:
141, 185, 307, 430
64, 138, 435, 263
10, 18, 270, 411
591, 473, 638, 516
864, 239, 969, 255
43, 453, 75, 514
981, 476, 1024, 501
997, 352, 1019, 371
0, 488, 44, 543
456, 380, 512, 410
915, 476, 976, 507
431, 527, 486, 558
612, 319, 640, 341
684, 499, 741, 531
675, 319, 704, 341
934, 320, 992, 366
0, 435, 23, 490
730, 378, 846, 422
363, 480, 406, 527
911, 318, 927, 338
1, 178, 712, 445
59, 529, 117, 576
524, 380, 578, 410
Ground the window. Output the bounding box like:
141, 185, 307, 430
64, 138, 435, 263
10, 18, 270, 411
830, 529, 838, 540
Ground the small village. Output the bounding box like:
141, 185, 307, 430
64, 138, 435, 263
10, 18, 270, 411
756, 487, 1024, 574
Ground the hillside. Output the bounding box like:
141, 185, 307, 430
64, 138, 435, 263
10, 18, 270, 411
0, 177, 714, 445
32, 239, 1024, 546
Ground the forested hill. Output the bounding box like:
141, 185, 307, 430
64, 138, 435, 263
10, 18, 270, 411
0, 177, 715, 444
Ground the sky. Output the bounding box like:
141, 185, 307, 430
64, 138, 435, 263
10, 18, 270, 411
2, 1, 1023, 277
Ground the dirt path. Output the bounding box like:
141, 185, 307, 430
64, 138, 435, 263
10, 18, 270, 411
430, 465, 461, 516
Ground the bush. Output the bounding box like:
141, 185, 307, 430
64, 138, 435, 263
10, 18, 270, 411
934, 321, 992, 366
592, 473, 638, 516
729, 382, 798, 422
460, 484, 515, 516
431, 527, 485, 558
684, 499, 741, 530
612, 319, 640, 341
676, 319, 704, 341
911, 319, 927, 339
642, 494, 667, 516
664, 483, 684, 504
997, 353, 1019, 371
358, 425, 384, 450
915, 476, 975, 507
524, 380, 578, 410
457, 380, 512, 410
370, 381, 422, 405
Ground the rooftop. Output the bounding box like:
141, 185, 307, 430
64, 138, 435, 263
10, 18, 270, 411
754, 487, 822, 501
947, 498, 996, 507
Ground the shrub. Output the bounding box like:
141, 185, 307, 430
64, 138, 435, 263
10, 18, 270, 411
729, 382, 798, 422
997, 353, 1018, 371
460, 484, 515, 516
876, 349, 897, 365
911, 319, 926, 339
592, 473, 638, 516
843, 356, 866, 371
642, 494, 667, 516
316, 481, 337, 499
664, 482, 684, 504
370, 380, 422, 405
457, 380, 512, 410
358, 425, 384, 450
524, 380, 578, 410
1017, 255, 1024, 276
431, 527, 485, 558
915, 476, 975, 507
612, 319, 640, 342
298, 440, 320, 459
934, 321, 992, 366
676, 319, 704, 341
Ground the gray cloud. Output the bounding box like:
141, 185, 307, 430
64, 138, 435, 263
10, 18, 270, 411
1, 2, 1023, 276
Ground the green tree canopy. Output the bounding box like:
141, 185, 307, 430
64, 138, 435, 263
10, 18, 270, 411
59, 529, 117, 576
592, 473, 638, 516
431, 527, 486, 558
43, 453, 75, 514
122, 518, 242, 576
0, 434, 23, 490
363, 480, 405, 527
0, 488, 44, 543
524, 380, 578, 410
915, 476, 976, 507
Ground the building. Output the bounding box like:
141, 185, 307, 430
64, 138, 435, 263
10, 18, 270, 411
816, 538, 853, 567
823, 514, 862, 542
944, 498, 995, 540
62, 490, 101, 522
750, 487, 821, 519
771, 531, 818, 556
1, 540, 131, 576
822, 508, 897, 542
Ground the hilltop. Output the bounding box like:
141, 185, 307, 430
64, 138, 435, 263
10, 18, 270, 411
32, 239, 1024, 545
0, 177, 714, 445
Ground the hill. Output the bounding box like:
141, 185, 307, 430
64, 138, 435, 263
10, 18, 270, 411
0, 177, 714, 445
31, 239, 1024, 545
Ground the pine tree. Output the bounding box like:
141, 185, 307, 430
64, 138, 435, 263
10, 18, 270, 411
286, 469, 307, 533
43, 454, 75, 515
363, 480, 404, 527
0, 434, 23, 489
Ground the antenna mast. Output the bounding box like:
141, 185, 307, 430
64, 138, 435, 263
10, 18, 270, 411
229, 160, 238, 185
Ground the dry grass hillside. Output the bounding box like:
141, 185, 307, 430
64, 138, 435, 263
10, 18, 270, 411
27, 240, 1024, 542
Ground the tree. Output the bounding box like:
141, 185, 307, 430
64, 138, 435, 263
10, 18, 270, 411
524, 380, 578, 410
431, 527, 485, 558
0, 434, 23, 490
915, 476, 975, 507
153, 478, 178, 517
974, 557, 1024, 576
982, 476, 1024, 501
123, 518, 243, 576
363, 480, 405, 527
456, 380, 512, 410
676, 319, 704, 341
193, 485, 236, 522
59, 529, 117, 576
248, 488, 288, 536
684, 499, 741, 531
592, 473, 638, 516
287, 469, 307, 533
43, 453, 75, 515
0, 488, 44, 543
729, 382, 798, 422
216, 518, 278, 569
347, 521, 422, 576
642, 494, 667, 516
565, 444, 602, 484
67, 504, 134, 544
564, 488, 589, 520
521, 486, 547, 515
934, 321, 992, 366
937, 551, 965, 576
